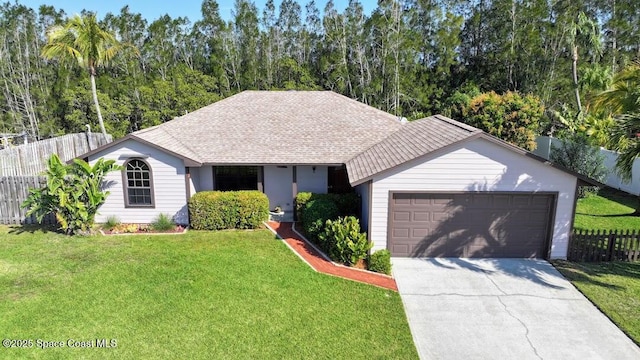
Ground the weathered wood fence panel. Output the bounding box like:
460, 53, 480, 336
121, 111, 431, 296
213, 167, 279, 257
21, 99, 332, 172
0, 176, 55, 225
569, 230, 640, 262
0, 133, 112, 176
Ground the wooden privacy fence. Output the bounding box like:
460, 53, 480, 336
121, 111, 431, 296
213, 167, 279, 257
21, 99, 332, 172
0, 176, 55, 225
0, 133, 112, 176
568, 229, 640, 262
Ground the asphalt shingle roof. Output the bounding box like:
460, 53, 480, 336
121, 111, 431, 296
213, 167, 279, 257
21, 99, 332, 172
132, 91, 403, 164
345, 115, 482, 184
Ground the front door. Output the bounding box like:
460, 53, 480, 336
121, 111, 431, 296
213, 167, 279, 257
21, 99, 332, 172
328, 166, 352, 193
263, 166, 294, 212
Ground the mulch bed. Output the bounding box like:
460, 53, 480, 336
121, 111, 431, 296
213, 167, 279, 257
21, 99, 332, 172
100, 224, 188, 235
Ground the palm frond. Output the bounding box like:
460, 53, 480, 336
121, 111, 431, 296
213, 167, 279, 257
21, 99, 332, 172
614, 113, 640, 182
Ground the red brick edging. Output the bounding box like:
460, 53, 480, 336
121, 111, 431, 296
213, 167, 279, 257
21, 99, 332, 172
266, 222, 397, 291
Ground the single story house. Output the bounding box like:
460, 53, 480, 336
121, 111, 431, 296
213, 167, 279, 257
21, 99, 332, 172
78, 91, 597, 259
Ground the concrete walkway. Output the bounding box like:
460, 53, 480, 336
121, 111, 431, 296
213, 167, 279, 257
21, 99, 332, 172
266, 222, 397, 291
393, 258, 640, 360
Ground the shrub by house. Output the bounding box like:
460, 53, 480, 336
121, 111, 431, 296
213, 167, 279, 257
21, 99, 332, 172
189, 191, 269, 230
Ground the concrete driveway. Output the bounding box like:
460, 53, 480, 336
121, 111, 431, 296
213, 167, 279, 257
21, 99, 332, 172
392, 258, 640, 360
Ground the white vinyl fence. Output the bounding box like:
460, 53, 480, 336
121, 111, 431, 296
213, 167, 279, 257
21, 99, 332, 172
534, 136, 640, 195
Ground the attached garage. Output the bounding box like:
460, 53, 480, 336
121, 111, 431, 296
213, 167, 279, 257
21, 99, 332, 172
347, 115, 599, 260
388, 192, 555, 258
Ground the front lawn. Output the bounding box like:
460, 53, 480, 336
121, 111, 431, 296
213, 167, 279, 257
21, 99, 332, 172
553, 261, 640, 345
0, 226, 417, 359
574, 188, 640, 230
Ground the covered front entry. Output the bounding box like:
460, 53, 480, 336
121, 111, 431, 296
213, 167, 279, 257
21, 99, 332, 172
264, 166, 294, 212
388, 192, 555, 258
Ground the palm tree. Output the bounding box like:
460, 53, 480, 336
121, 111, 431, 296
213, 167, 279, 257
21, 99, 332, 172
566, 12, 602, 114
594, 61, 640, 115
594, 61, 640, 214
41, 13, 125, 138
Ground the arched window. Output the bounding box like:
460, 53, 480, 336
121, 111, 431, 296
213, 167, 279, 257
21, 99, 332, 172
123, 158, 154, 207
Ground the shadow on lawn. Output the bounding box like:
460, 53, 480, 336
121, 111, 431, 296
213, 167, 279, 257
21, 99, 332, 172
576, 212, 638, 218
597, 188, 639, 210
553, 260, 640, 289
7, 224, 56, 235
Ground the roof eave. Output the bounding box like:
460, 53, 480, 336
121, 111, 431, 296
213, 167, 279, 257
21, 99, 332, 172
348, 131, 605, 188
347, 131, 484, 186
477, 134, 606, 187
69, 134, 202, 167
201, 162, 345, 167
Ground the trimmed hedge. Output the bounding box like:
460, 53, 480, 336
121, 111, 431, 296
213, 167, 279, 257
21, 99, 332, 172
295, 192, 360, 220
368, 250, 392, 275
189, 191, 269, 230
301, 198, 339, 243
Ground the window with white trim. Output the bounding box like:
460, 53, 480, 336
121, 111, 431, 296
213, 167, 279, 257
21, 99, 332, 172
123, 158, 154, 207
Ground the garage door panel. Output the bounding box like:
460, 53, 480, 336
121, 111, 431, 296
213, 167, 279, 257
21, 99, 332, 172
392, 227, 410, 238
393, 194, 412, 204
512, 195, 532, 206
388, 192, 553, 258
393, 211, 411, 222
429, 211, 447, 222
532, 196, 552, 206
412, 211, 430, 221
412, 228, 429, 238
413, 196, 431, 205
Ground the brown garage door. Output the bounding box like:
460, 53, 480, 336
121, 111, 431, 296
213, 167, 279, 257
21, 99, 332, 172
388, 192, 555, 258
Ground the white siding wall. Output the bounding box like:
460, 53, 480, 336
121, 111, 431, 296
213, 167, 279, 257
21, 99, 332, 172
197, 165, 214, 191
188, 167, 200, 197
297, 165, 328, 193
89, 140, 189, 224
369, 138, 577, 259
354, 181, 370, 237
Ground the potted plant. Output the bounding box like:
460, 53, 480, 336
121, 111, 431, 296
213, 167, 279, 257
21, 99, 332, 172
272, 205, 283, 214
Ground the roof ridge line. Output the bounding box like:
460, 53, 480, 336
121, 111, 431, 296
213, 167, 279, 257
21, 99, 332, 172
326, 91, 402, 122
345, 121, 405, 163
431, 114, 482, 133
158, 126, 202, 162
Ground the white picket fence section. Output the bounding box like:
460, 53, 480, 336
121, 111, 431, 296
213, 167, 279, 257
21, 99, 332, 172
0, 133, 112, 176
534, 136, 640, 195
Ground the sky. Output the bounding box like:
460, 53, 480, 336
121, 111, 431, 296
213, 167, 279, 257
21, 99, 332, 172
16, 0, 377, 22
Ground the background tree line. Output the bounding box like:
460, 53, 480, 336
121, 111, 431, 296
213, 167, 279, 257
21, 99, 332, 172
0, 0, 638, 143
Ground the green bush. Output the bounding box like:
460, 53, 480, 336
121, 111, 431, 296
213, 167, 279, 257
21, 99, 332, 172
330, 193, 360, 217
295, 192, 360, 221
319, 216, 371, 266
301, 198, 339, 243
295, 192, 314, 220
461, 91, 544, 151
550, 135, 607, 198
189, 191, 269, 230
368, 250, 392, 275
151, 213, 176, 232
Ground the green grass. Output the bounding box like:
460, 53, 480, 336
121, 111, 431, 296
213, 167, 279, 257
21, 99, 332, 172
553, 261, 640, 345
574, 188, 640, 230
0, 226, 417, 359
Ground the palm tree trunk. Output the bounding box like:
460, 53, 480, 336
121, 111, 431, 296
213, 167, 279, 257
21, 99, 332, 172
90, 71, 107, 139
572, 45, 582, 113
